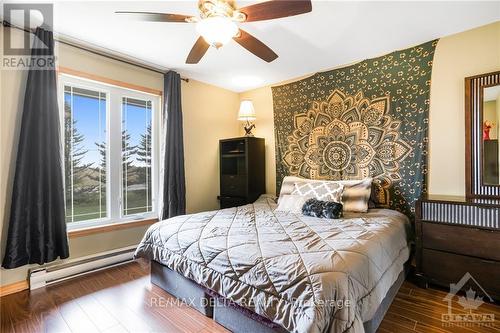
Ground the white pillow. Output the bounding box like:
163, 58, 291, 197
279, 176, 304, 200
292, 181, 344, 203
275, 195, 310, 214
279, 176, 372, 212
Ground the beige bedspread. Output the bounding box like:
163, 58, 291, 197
135, 195, 410, 333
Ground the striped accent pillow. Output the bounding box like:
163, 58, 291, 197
338, 178, 373, 213
292, 181, 344, 203
279, 176, 372, 212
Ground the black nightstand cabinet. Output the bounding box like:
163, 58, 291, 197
219, 137, 265, 209
415, 195, 500, 301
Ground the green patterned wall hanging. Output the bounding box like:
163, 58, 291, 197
272, 40, 438, 218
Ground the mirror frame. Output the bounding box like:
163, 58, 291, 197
465, 70, 500, 199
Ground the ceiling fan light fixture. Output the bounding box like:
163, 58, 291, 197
117, 0, 313, 64
196, 16, 238, 48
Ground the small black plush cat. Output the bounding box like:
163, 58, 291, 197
301, 198, 343, 219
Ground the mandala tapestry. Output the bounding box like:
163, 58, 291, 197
272, 40, 438, 218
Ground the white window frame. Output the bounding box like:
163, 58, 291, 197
58, 74, 161, 230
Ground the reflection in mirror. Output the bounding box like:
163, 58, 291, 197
483, 85, 500, 185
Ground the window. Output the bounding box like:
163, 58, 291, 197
64, 86, 107, 222
59, 75, 160, 229
121, 97, 153, 216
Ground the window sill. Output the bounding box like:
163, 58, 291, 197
68, 218, 158, 239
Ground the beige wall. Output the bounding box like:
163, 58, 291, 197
428, 21, 500, 195
0, 27, 239, 286
239, 88, 276, 194
182, 79, 240, 213
238, 21, 500, 197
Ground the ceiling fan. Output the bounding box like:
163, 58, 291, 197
116, 0, 312, 64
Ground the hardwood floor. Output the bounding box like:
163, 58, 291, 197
1, 260, 498, 333
379, 280, 499, 333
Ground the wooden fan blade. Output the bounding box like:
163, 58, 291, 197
239, 0, 312, 22
233, 29, 278, 63
186, 37, 210, 64
115, 11, 194, 23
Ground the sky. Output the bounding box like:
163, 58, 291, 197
65, 91, 152, 167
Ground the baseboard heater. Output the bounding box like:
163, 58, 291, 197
29, 245, 137, 290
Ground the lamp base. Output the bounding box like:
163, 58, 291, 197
243, 123, 256, 137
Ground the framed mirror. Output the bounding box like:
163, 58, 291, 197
482, 85, 500, 185
465, 71, 500, 198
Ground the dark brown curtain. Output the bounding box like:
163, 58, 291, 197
160, 71, 186, 219
2, 28, 69, 269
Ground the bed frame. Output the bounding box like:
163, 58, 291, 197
151, 260, 408, 333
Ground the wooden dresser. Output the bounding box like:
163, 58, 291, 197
415, 195, 500, 300
218, 137, 265, 209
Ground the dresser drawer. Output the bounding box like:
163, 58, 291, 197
422, 222, 500, 261
422, 249, 500, 300
220, 175, 247, 196
219, 196, 247, 209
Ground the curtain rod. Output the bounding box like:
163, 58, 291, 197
2, 21, 189, 82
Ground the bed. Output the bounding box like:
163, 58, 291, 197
135, 195, 410, 333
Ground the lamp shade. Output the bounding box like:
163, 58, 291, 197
238, 100, 256, 121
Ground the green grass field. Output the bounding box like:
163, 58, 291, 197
66, 165, 152, 223
66, 190, 152, 223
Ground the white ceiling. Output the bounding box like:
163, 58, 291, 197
13, 1, 500, 92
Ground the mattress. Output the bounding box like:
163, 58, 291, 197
135, 195, 410, 333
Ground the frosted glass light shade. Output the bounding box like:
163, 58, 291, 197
196, 17, 239, 47
238, 100, 256, 121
